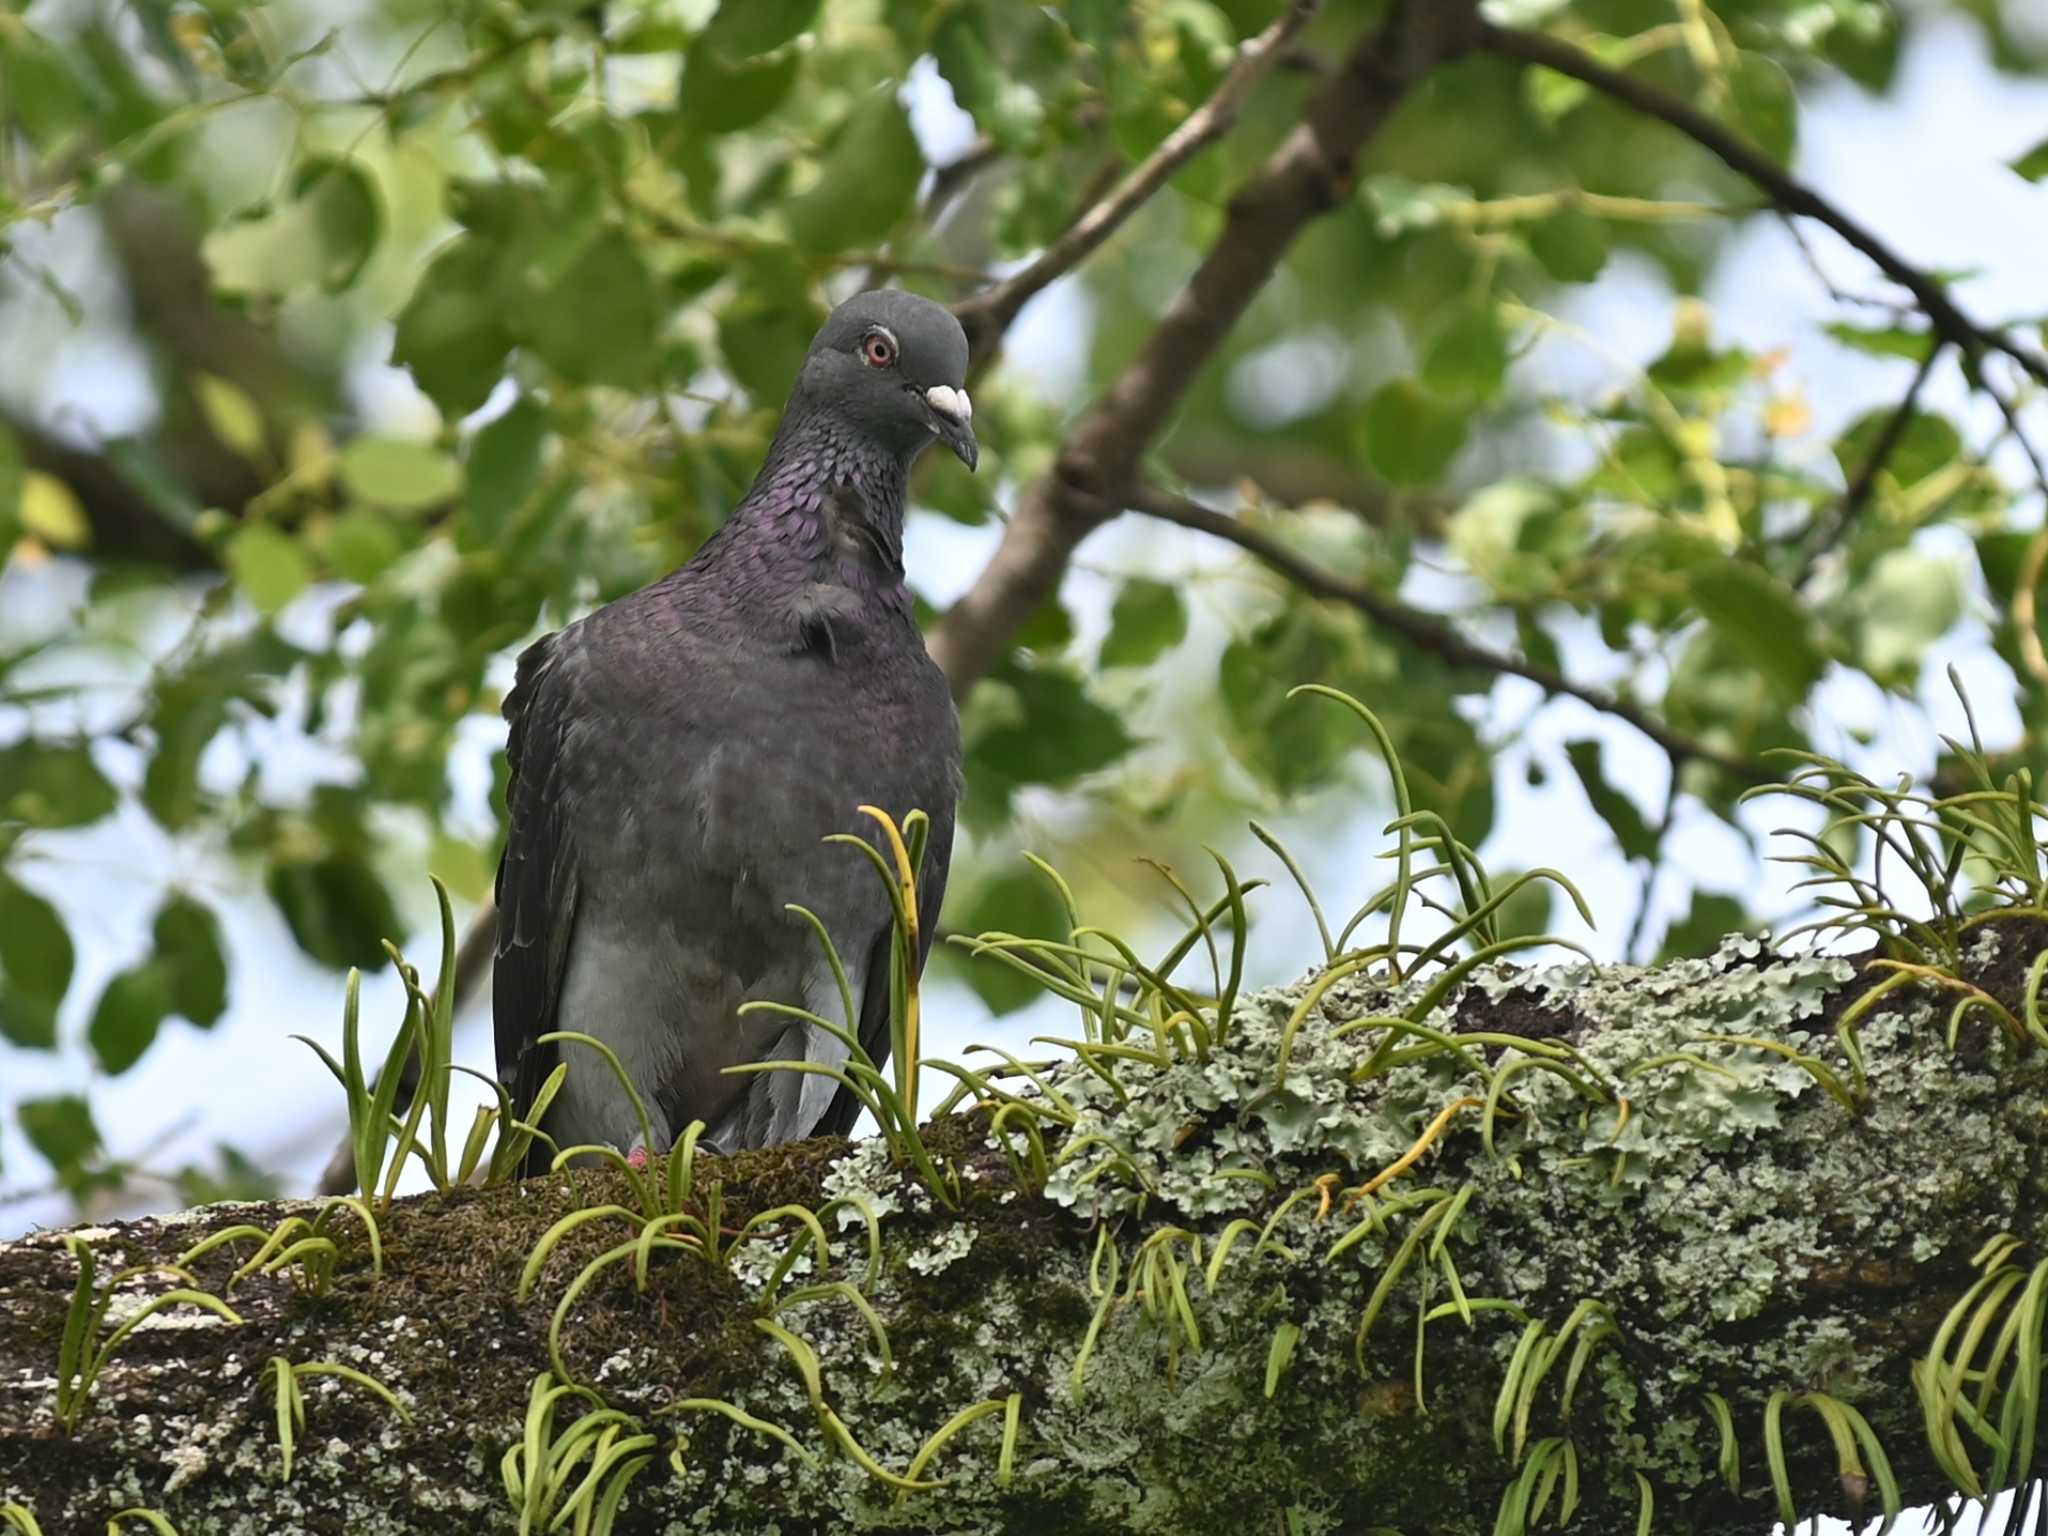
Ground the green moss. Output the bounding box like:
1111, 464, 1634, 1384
4, 933, 2046, 1533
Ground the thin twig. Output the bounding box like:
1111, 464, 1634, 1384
953, 0, 1327, 350
1794, 338, 1946, 586
1131, 485, 1774, 785
1480, 23, 2048, 390
929, 0, 1487, 694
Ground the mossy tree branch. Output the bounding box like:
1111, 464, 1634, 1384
6, 928, 2047, 1535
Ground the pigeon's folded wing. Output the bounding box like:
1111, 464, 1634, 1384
493, 629, 583, 1175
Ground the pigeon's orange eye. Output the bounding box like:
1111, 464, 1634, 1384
862, 332, 897, 368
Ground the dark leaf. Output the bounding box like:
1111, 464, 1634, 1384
969, 665, 1135, 791
0, 872, 72, 1013
947, 867, 1071, 1015
2009, 136, 2048, 183
526, 229, 664, 388
465, 397, 548, 546
1565, 739, 1660, 862
1101, 579, 1188, 669
19, 1093, 100, 1180
142, 688, 228, 831
702, 0, 821, 59
1364, 379, 1469, 487
1658, 891, 1753, 962
154, 893, 228, 1027
0, 742, 117, 829
679, 39, 801, 134
88, 961, 175, 1076
1690, 560, 1827, 700
392, 239, 516, 418
267, 855, 403, 970
1422, 304, 1509, 403
785, 91, 924, 252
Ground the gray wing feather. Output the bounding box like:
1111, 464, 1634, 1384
493, 630, 582, 1176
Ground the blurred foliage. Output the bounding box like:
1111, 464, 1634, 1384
0, 0, 2044, 1202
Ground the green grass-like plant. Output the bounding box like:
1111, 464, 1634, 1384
174, 1196, 382, 1295
53, 1237, 242, 1433
298, 876, 563, 1202
268, 1355, 411, 1482
501, 1372, 655, 1536
729, 806, 960, 1206
105, 1513, 179, 1535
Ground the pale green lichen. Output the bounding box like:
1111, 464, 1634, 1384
4, 934, 2045, 1534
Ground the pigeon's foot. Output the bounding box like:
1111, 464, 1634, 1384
625, 1144, 650, 1171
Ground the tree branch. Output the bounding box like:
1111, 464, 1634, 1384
1131, 485, 1774, 785
12, 939, 2048, 1533
930, 0, 1486, 696
952, 0, 1327, 355
1479, 23, 2048, 390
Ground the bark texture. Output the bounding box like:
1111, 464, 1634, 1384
4, 926, 2047, 1535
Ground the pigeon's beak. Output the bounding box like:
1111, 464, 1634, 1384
925, 385, 978, 472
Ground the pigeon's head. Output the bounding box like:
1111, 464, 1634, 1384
796, 290, 977, 472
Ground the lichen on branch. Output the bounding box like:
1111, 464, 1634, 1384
4, 921, 2045, 1535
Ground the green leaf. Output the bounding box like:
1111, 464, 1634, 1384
338, 436, 460, 513
19, 1094, 100, 1181
142, 686, 227, 832
0, 742, 117, 829
968, 665, 1135, 792
154, 894, 228, 1027
524, 229, 663, 389
1101, 579, 1188, 669
1526, 210, 1609, 284
702, 0, 820, 58
0, 874, 71, 1049
949, 868, 1071, 1015
1728, 53, 1797, 165
1852, 549, 1961, 684
719, 292, 822, 406
88, 961, 175, 1076
1658, 892, 1752, 962
193, 373, 267, 460
1824, 322, 1935, 363
2009, 136, 2048, 183
225, 523, 311, 615
679, 39, 801, 134
1217, 612, 1361, 796
785, 92, 924, 252
1364, 379, 1469, 487
0, 423, 22, 551
267, 856, 402, 970
392, 239, 516, 418
324, 507, 404, 585
1690, 560, 1826, 700
1, 33, 92, 151
464, 397, 547, 546
1564, 740, 1660, 861
1422, 304, 1509, 403
933, 12, 1044, 150
20, 471, 89, 549
1832, 408, 1962, 492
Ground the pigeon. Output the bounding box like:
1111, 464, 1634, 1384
493, 290, 974, 1175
